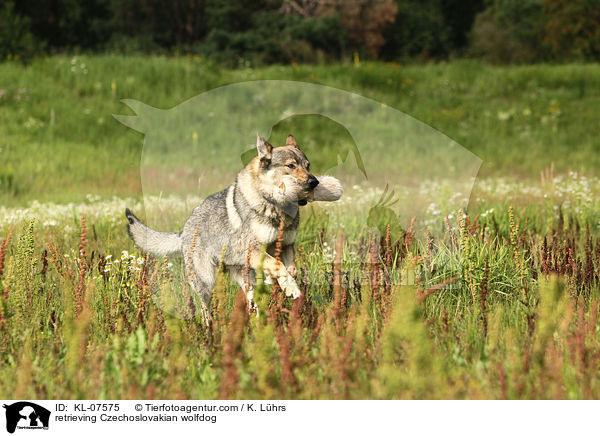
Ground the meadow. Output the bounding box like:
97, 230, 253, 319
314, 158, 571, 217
2, 56, 600, 399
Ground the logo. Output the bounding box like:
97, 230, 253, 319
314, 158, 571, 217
2, 402, 50, 434
114, 80, 481, 318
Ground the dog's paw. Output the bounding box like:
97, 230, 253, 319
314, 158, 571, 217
278, 274, 301, 299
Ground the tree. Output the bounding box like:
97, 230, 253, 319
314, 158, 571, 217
281, 0, 397, 57
468, 0, 544, 63
0, 2, 39, 59
542, 0, 600, 61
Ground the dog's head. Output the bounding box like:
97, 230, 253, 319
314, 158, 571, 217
254, 134, 319, 207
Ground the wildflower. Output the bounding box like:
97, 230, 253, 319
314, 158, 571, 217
105, 254, 112, 260
497, 111, 511, 121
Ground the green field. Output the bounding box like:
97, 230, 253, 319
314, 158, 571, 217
2, 57, 600, 399
2, 56, 600, 205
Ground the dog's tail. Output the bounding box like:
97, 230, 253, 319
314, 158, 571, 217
125, 208, 182, 257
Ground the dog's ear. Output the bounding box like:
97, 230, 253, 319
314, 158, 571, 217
286, 134, 299, 148
257, 134, 273, 163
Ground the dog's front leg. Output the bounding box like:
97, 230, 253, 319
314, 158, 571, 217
250, 252, 301, 299
281, 245, 296, 277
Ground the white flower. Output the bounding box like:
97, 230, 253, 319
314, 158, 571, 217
497, 110, 511, 121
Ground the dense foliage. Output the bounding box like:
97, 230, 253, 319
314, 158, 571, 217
2, 0, 599, 63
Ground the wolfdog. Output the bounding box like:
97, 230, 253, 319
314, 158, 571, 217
125, 134, 342, 316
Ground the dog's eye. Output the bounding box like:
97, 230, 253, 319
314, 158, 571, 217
287, 163, 296, 169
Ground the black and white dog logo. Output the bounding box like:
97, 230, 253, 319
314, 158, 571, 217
3, 402, 50, 433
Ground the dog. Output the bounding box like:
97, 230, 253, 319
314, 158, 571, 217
125, 134, 342, 317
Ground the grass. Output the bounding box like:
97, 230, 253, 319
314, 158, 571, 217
2, 56, 600, 399
2, 174, 600, 399
1, 56, 600, 205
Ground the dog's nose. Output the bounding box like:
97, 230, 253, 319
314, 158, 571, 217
307, 176, 319, 189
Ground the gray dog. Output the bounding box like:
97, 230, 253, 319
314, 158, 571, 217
126, 134, 343, 316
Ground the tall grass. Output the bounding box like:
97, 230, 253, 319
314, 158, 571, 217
2, 56, 600, 399
2, 195, 600, 399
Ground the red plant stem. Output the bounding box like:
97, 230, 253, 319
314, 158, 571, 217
0, 228, 14, 279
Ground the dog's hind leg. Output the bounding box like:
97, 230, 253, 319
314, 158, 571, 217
184, 250, 216, 324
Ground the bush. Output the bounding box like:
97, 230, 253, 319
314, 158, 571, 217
105, 0, 206, 49
468, 0, 543, 63
380, 0, 484, 60
0, 2, 40, 60
198, 10, 346, 64
12, 0, 109, 51
104, 34, 165, 55
542, 0, 600, 61
381, 0, 448, 59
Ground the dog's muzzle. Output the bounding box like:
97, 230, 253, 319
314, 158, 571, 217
307, 175, 319, 190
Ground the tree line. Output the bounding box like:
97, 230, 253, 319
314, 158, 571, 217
2, 0, 599, 63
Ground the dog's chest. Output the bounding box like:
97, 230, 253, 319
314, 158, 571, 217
250, 220, 297, 245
